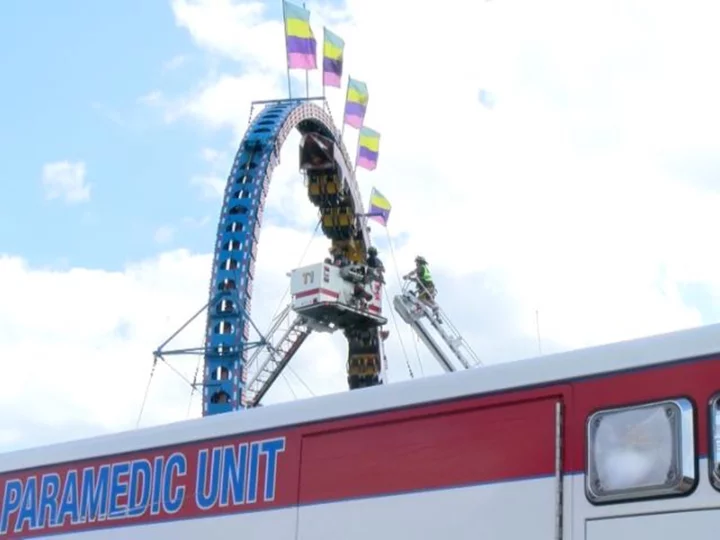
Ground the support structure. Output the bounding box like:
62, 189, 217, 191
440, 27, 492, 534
151, 297, 275, 398
202, 98, 368, 416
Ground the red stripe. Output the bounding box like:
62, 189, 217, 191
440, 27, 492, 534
294, 288, 379, 313
299, 395, 559, 503
563, 356, 717, 471
294, 288, 339, 299
293, 356, 719, 500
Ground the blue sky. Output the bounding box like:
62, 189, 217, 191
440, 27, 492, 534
0, 0, 379, 273
0, 1, 237, 269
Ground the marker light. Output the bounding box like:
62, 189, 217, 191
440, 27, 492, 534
586, 398, 695, 503
710, 395, 720, 490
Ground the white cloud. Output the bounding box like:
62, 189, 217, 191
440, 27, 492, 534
154, 225, 175, 244
163, 54, 187, 72
171, 0, 285, 72
0, 213, 554, 452
41, 161, 90, 203
138, 90, 164, 105
190, 147, 234, 198
181, 73, 282, 137
9, 0, 720, 452
183, 215, 212, 228
191, 174, 225, 198
200, 147, 223, 163
90, 102, 127, 127
0, 223, 393, 451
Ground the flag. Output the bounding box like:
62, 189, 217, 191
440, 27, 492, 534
283, 1, 317, 70
357, 127, 380, 170
322, 28, 344, 88
343, 77, 369, 129
368, 187, 391, 226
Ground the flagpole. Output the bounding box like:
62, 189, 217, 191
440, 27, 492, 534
340, 74, 350, 140
353, 126, 360, 174
303, 2, 309, 98
282, 0, 292, 98
321, 27, 326, 101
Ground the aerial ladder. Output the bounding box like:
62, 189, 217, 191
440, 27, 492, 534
244, 305, 311, 407
393, 277, 481, 372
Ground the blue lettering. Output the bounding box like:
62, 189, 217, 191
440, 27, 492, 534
162, 453, 186, 514
38, 473, 61, 528
81, 465, 110, 522
150, 456, 164, 515
15, 476, 38, 533
57, 470, 79, 527
261, 438, 286, 501
196, 448, 222, 510
108, 462, 130, 519
0, 479, 22, 534
127, 460, 151, 518
0, 436, 286, 534
246, 442, 260, 504
219, 443, 248, 507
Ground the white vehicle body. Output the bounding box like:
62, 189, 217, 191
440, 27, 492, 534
2, 324, 720, 539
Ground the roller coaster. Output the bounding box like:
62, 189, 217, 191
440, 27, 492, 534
152, 96, 480, 417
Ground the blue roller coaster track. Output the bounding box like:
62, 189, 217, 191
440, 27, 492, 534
202, 98, 372, 417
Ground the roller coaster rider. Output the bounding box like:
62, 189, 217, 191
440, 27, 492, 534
367, 246, 390, 341
327, 246, 349, 267
367, 246, 385, 284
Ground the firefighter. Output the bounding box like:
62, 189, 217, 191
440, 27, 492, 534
405, 256, 434, 300
405, 256, 441, 321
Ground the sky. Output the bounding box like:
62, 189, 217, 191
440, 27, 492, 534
3, 0, 720, 452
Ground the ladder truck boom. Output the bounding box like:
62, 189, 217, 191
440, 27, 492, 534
393, 279, 481, 372
393, 294, 455, 372
245, 314, 310, 408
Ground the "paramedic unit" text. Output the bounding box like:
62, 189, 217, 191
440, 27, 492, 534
0, 436, 286, 536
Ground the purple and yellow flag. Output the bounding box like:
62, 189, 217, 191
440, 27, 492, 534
356, 127, 380, 171
368, 187, 391, 226
283, 1, 317, 70
343, 78, 369, 129
322, 28, 344, 88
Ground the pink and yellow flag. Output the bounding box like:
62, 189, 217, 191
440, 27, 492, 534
343, 77, 369, 129
322, 28, 344, 87
283, 1, 317, 70
356, 127, 380, 171
368, 187, 391, 226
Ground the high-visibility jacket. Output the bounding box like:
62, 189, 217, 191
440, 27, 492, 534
419, 264, 432, 283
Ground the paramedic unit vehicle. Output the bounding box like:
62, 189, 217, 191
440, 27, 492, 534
2, 323, 720, 539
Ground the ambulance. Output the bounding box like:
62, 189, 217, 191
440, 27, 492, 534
1, 322, 720, 539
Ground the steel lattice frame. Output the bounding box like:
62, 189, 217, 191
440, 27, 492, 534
202, 99, 367, 416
